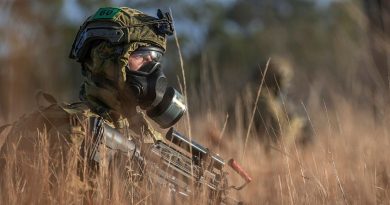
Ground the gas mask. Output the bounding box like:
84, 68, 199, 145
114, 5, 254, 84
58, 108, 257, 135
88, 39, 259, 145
126, 62, 186, 128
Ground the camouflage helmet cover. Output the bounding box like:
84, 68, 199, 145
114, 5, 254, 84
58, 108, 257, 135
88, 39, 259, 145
69, 7, 174, 62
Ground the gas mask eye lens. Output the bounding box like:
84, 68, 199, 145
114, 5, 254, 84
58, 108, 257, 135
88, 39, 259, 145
149, 51, 163, 62
131, 47, 164, 63
131, 50, 159, 61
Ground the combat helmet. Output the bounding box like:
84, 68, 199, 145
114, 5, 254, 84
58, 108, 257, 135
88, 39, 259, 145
259, 56, 293, 96
69, 7, 174, 62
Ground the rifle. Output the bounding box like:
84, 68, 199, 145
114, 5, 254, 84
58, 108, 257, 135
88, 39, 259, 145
86, 117, 252, 204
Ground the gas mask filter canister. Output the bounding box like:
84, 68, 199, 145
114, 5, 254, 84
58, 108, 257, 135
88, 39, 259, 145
126, 62, 186, 128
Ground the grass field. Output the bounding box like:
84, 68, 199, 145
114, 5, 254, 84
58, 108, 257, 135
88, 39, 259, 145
1, 82, 389, 205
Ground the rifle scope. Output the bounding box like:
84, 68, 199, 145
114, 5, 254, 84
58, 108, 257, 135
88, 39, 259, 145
165, 128, 224, 170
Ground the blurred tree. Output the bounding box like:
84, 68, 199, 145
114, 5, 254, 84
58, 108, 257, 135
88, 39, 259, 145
363, 0, 390, 91
0, 0, 78, 121
361, 0, 390, 120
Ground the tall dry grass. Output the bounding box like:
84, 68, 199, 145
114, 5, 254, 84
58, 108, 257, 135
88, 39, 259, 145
1, 69, 390, 205
183, 89, 390, 205
0, 128, 178, 204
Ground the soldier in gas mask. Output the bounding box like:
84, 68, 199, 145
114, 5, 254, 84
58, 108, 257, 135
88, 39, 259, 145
0, 7, 186, 203
228, 57, 312, 152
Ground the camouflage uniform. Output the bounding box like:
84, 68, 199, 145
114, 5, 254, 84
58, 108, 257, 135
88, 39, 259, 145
232, 57, 311, 151
0, 7, 168, 203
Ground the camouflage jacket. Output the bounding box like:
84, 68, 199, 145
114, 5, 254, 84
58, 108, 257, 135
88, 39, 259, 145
0, 95, 162, 179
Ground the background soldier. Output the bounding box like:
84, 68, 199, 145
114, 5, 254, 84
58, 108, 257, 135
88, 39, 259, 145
0, 7, 185, 203
230, 57, 312, 152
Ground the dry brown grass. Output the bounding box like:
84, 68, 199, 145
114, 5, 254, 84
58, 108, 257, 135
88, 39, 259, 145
187, 93, 390, 205
1, 89, 389, 205
237, 101, 390, 204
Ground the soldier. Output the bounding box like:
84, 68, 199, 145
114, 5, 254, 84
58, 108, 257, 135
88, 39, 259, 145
0, 7, 186, 203
230, 57, 311, 152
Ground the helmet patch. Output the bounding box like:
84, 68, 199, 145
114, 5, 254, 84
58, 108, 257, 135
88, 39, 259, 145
92, 7, 122, 20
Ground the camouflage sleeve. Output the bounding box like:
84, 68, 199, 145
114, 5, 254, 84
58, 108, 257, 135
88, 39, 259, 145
127, 110, 164, 143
